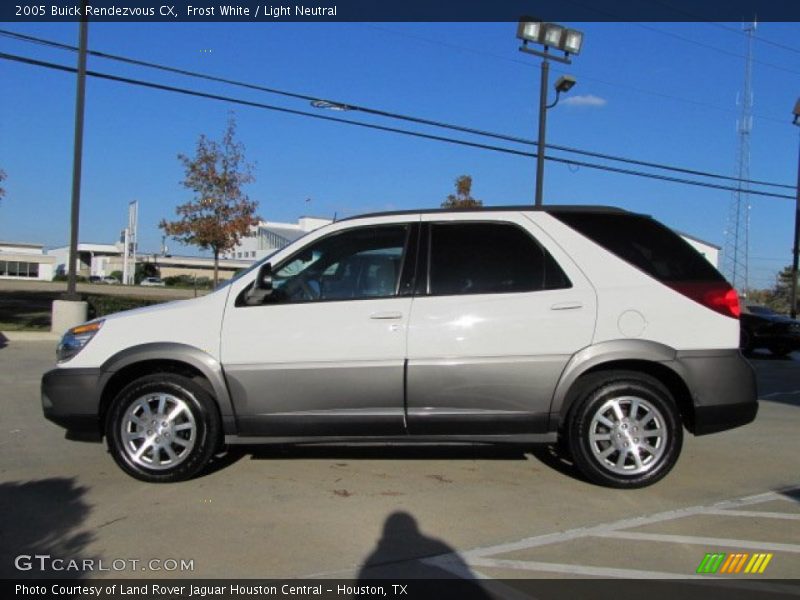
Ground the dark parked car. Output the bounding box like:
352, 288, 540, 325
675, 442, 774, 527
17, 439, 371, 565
740, 304, 800, 356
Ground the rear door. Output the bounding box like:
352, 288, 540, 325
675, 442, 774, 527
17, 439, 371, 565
405, 212, 596, 434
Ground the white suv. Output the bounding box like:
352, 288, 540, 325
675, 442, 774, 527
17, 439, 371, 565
42, 206, 757, 487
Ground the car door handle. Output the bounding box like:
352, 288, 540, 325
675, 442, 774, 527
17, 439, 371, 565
369, 311, 403, 320
550, 301, 583, 311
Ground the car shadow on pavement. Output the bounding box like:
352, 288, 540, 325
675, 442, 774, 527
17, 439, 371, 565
355, 511, 491, 594
205, 443, 589, 483
0, 332, 7, 350
779, 487, 800, 503
0, 477, 95, 579
233, 443, 530, 461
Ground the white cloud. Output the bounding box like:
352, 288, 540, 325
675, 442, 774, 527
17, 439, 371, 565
560, 94, 608, 108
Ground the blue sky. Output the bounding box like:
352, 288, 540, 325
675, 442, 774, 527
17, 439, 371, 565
0, 21, 798, 288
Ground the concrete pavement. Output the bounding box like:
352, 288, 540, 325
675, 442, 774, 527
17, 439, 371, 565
0, 341, 797, 582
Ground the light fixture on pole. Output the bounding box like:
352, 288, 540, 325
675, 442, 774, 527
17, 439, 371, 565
790, 98, 800, 318
516, 17, 583, 207
310, 99, 353, 111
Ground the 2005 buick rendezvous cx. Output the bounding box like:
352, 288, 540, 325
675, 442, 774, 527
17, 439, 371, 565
42, 206, 757, 487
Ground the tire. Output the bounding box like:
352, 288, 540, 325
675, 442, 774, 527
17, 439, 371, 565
106, 373, 221, 483
567, 371, 683, 489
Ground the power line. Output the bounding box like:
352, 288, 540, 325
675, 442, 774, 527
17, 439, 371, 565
360, 23, 791, 126
634, 22, 800, 77
0, 28, 794, 191
641, 0, 800, 55
0, 50, 796, 202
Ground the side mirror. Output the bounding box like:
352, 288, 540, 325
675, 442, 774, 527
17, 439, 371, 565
244, 263, 273, 305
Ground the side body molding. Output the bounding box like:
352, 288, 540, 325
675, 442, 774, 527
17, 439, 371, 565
549, 339, 678, 423
99, 343, 236, 433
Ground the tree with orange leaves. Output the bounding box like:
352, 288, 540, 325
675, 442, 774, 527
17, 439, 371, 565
441, 175, 482, 209
160, 115, 259, 286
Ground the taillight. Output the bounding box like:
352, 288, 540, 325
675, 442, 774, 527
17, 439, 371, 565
668, 282, 741, 319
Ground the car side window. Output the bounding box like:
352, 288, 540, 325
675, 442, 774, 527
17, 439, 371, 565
428, 222, 571, 295
267, 224, 409, 304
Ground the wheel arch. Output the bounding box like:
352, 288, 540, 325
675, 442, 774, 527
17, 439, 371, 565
98, 343, 236, 435
551, 340, 696, 433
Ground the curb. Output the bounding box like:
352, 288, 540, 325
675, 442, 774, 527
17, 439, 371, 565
0, 331, 60, 341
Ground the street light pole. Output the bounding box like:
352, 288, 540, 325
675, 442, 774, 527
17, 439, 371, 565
516, 18, 583, 207
535, 56, 550, 207
790, 100, 800, 318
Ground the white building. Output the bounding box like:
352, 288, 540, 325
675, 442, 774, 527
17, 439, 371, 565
48, 242, 124, 278
224, 216, 333, 261
0, 241, 56, 281
677, 231, 721, 268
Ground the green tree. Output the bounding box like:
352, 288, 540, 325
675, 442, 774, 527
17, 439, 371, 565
160, 115, 259, 286
441, 175, 482, 209
771, 265, 796, 314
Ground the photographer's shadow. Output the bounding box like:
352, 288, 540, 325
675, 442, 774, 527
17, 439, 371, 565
356, 512, 491, 597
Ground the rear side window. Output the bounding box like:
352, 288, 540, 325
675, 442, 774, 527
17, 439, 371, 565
428, 222, 571, 295
551, 212, 724, 283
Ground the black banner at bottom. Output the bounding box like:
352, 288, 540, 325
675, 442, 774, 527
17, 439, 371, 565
4, 579, 800, 600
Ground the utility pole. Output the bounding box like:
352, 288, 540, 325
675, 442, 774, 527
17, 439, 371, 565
65, 4, 88, 300
52, 2, 90, 334
790, 106, 800, 317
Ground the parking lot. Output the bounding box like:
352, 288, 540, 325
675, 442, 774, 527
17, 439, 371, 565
1, 340, 798, 583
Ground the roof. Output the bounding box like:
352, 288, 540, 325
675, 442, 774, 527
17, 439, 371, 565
259, 224, 308, 243
0, 241, 44, 249
339, 204, 630, 222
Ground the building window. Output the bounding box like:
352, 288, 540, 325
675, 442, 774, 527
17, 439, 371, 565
0, 260, 41, 278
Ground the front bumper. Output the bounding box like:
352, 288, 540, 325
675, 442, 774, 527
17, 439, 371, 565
675, 349, 758, 435
41, 367, 104, 434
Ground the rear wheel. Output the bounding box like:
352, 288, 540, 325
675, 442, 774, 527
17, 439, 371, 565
106, 373, 221, 483
568, 371, 683, 488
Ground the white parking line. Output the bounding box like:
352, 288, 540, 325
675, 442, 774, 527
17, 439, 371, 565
704, 509, 800, 520
463, 489, 791, 559
467, 557, 709, 579
594, 531, 800, 553
423, 487, 800, 582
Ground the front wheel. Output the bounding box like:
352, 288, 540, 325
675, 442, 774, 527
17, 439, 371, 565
567, 371, 683, 488
106, 373, 221, 483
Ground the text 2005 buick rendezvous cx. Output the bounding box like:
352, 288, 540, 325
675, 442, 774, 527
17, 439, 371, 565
42, 206, 758, 487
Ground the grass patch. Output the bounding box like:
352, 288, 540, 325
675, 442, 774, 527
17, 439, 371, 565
0, 290, 61, 331
0, 290, 179, 331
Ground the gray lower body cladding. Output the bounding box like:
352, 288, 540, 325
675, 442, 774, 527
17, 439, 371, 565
674, 349, 758, 435
41, 367, 103, 433
41, 348, 757, 440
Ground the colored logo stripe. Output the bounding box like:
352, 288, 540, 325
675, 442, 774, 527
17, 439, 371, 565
696, 552, 773, 574
697, 553, 726, 573
744, 553, 773, 574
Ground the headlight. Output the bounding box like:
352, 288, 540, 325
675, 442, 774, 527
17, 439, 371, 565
57, 320, 104, 362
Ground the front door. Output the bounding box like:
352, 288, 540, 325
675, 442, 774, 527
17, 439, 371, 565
221, 222, 414, 436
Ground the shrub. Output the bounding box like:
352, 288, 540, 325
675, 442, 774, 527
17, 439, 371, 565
85, 294, 166, 319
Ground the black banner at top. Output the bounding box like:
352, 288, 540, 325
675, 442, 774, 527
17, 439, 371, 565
2, 0, 799, 23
